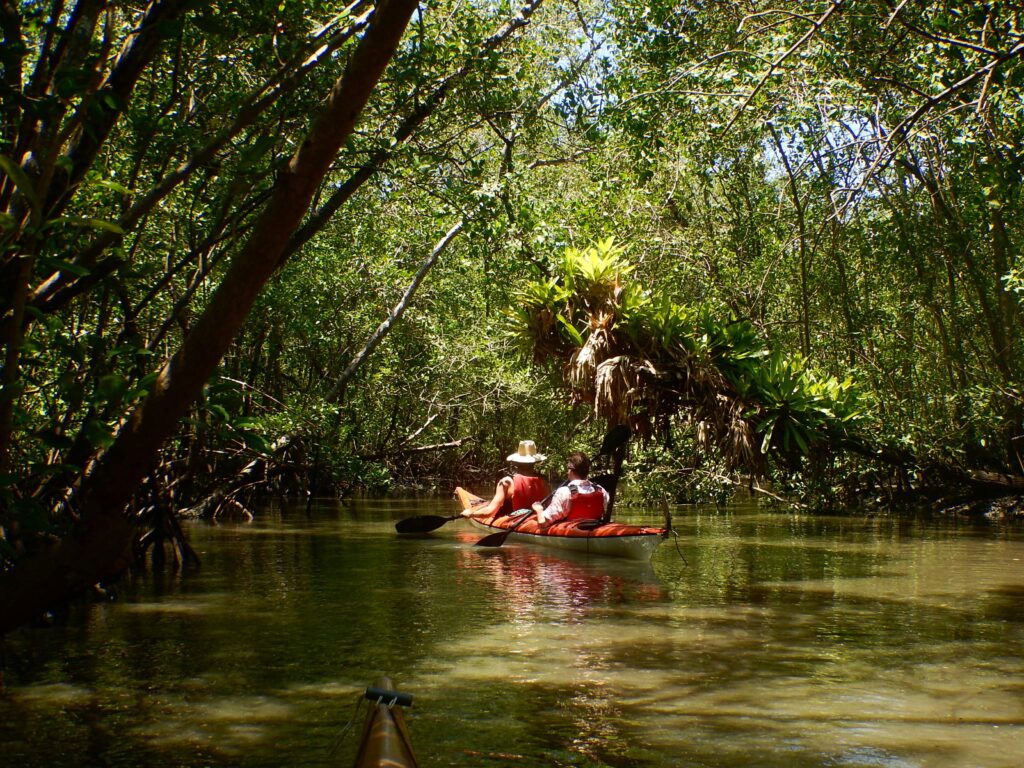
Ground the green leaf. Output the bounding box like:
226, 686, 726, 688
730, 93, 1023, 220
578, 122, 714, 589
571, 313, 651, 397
111, 344, 153, 358
209, 404, 230, 422
94, 179, 133, 196
96, 373, 127, 403
0, 154, 41, 221
792, 427, 809, 454
238, 135, 277, 171
241, 431, 272, 454
57, 216, 125, 235
39, 255, 91, 277
101, 91, 123, 111
81, 419, 115, 449
556, 314, 583, 345
125, 371, 160, 401
759, 416, 776, 455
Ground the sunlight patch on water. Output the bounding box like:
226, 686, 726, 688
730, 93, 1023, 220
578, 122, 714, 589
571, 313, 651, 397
144, 721, 264, 755
7, 681, 93, 707
137, 694, 295, 755
191, 695, 293, 722
118, 594, 235, 615
284, 679, 367, 698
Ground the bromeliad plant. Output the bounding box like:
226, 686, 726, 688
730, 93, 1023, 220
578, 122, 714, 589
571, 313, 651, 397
506, 238, 870, 477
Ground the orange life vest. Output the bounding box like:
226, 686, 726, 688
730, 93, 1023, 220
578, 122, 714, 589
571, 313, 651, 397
503, 473, 548, 514
566, 487, 605, 521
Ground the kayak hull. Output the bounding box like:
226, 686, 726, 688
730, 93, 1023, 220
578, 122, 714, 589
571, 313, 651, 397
353, 677, 419, 768
456, 487, 664, 560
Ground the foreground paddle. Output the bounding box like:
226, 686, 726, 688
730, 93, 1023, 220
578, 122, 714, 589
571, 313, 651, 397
473, 509, 534, 548
394, 513, 462, 534
474, 425, 631, 549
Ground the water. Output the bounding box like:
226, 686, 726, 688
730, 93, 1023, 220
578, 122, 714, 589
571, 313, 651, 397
1, 499, 1023, 767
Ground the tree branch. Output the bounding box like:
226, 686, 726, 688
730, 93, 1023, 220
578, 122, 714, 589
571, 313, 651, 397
721, 0, 844, 137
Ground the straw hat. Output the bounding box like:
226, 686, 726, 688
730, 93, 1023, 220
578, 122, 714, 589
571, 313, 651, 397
507, 439, 546, 463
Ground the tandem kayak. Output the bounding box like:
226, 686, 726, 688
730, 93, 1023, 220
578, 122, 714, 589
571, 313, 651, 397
353, 679, 419, 768
455, 487, 665, 560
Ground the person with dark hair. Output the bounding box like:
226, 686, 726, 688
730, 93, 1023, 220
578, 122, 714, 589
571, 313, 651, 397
530, 450, 609, 529
461, 439, 550, 519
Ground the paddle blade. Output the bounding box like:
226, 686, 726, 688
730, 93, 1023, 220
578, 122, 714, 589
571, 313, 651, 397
395, 514, 459, 534
591, 472, 620, 497
473, 531, 511, 548
598, 424, 632, 456
473, 511, 531, 547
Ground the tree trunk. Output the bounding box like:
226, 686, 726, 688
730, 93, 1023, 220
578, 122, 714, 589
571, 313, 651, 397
0, 0, 419, 635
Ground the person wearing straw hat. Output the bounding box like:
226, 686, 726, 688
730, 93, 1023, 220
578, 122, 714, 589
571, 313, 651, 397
461, 439, 550, 519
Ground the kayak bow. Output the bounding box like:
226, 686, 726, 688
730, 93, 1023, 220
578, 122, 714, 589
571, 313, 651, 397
353, 678, 419, 768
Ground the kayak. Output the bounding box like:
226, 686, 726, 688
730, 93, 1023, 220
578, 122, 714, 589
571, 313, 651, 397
353, 678, 419, 768
455, 487, 665, 560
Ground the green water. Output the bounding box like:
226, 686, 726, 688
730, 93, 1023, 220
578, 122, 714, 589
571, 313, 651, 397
2, 499, 1023, 767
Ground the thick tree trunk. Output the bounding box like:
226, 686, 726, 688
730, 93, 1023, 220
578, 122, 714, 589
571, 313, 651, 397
0, 0, 419, 635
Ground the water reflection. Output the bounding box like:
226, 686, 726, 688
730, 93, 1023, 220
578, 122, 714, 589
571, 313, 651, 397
452, 539, 663, 621
0, 500, 1022, 767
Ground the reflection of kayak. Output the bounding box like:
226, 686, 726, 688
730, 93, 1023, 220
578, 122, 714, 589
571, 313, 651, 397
455, 487, 665, 560
354, 678, 419, 768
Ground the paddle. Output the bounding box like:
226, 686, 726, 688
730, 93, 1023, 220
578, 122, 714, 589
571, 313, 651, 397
471, 506, 534, 548
473, 425, 631, 548
394, 513, 462, 534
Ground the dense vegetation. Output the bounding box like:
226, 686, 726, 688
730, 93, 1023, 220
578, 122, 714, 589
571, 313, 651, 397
1, 0, 1022, 628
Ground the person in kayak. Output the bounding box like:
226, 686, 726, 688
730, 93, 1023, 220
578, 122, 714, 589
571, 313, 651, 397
530, 451, 610, 529
461, 439, 550, 519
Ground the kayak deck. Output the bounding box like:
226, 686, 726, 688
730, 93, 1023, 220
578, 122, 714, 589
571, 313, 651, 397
455, 487, 664, 560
